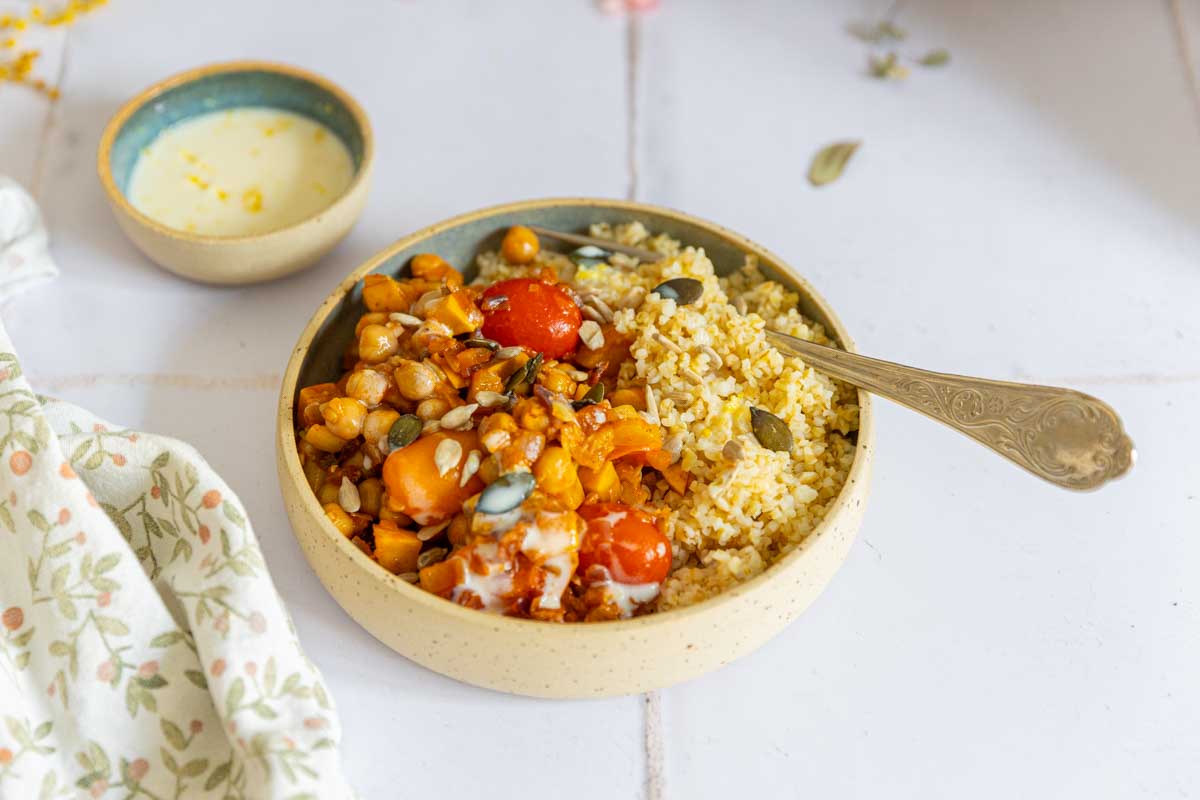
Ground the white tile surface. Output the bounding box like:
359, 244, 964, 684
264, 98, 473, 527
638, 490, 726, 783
2, 1, 1198, 798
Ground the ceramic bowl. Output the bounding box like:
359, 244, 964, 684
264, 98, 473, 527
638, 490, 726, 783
97, 60, 373, 285
276, 198, 874, 698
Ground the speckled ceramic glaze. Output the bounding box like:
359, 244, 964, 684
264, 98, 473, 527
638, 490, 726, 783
276, 199, 874, 698
97, 60, 373, 285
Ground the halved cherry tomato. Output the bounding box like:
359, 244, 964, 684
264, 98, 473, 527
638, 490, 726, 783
480, 278, 581, 359
577, 502, 671, 585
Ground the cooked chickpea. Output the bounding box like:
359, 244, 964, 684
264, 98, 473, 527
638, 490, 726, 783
500, 225, 540, 265
321, 397, 367, 439
363, 408, 401, 447
416, 396, 451, 421
478, 412, 519, 453
358, 477, 384, 516
533, 446, 575, 493
355, 312, 388, 337
394, 359, 438, 401
318, 480, 340, 505
323, 502, 355, 536
513, 397, 550, 433
358, 324, 399, 363
345, 369, 389, 406
538, 366, 576, 397
304, 424, 347, 453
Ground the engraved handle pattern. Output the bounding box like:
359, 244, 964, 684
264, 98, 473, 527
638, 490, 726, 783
766, 331, 1135, 491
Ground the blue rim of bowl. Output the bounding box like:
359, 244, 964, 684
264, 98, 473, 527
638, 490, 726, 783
96, 59, 374, 244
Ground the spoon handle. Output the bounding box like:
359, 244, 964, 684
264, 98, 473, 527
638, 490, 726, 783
765, 330, 1135, 491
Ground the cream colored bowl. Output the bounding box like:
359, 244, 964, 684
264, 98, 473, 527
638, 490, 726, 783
276, 198, 873, 698
97, 60, 373, 285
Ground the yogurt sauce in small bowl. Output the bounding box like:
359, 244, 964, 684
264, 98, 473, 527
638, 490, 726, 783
98, 60, 373, 285
129, 107, 355, 238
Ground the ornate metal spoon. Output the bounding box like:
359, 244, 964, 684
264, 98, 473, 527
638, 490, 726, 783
765, 330, 1134, 491
525, 225, 1135, 491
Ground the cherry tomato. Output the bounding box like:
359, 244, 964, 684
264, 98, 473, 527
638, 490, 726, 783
382, 430, 483, 525
480, 278, 581, 359
577, 502, 671, 585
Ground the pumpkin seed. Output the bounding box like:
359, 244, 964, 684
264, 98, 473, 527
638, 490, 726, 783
504, 352, 544, 393
464, 336, 500, 351
572, 382, 605, 409
476, 471, 535, 514
652, 277, 703, 305
750, 407, 793, 452
569, 245, 610, 267
387, 414, 422, 451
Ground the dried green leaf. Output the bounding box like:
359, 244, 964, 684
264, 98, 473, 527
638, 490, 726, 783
807, 140, 861, 187
868, 51, 909, 80
918, 48, 950, 66
847, 19, 906, 43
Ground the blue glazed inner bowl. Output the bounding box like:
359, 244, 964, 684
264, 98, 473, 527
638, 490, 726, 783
105, 62, 369, 198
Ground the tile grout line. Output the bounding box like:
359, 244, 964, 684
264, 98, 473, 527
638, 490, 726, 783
625, 11, 665, 800
30, 28, 71, 201
1167, 0, 1200, 136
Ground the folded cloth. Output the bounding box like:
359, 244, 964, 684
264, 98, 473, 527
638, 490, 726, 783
0, 177, 58, 300
0, 322, 353, 798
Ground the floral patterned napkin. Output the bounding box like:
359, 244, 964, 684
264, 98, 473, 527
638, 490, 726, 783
0, 177, 58, 300
0, 321, 353, 797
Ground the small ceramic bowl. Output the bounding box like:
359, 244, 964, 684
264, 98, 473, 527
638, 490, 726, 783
97, 60, 373, 285
276, 198, 874, 698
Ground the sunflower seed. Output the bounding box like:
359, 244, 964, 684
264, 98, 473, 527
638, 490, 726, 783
733, 297, 748, 315
362, 455, 372, 471
579, 320, 605, 350
644, 386, 660, 423
475, 391, 509, 408
622, 286, 647, 309
664, 433, 684, 464
701, 345, 722, 366
589, 296, 616, 322
434, 438, 463, 477
464, 336, 500, 351
338, 477, 361, 513
581, 305, 607, 324
476, 471, 536, 514
418, 520, 452, 541
387, 414, 422, 451
440, 403, 479, 431
412, 288, 448, 316
750, 407, 793, 452
422, 420, 441, 434
665, 390, 692, 405
652, 331, 682, 354
494, 345, 524, 360
389, 312, 423, 327
398, 572, 419, 584
567, 368, 590, 381
681, 368, 704, 385
418, 547, 449, 568
460, 449, 482, 487
652, 277, 703, 305
722, 439, 744, 461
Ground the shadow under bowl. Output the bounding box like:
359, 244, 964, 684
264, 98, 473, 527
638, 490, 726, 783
97, 60, 373, 285
276, 198, 874, 698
